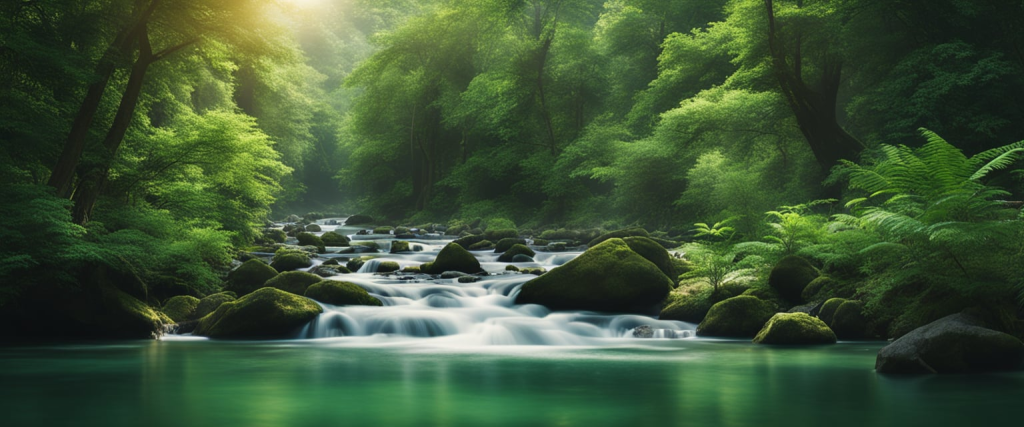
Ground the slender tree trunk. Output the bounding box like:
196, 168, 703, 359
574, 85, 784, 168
535, 36, 557, 156
763, 0, 864, 171
46, 0, 160, 197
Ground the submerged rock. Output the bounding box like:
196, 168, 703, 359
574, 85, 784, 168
304, 281, 382, 306
265, 271, 323, 295
753, 312, 836, 344
875, 313, 1024, 374
768, 256, 818, 302
193, 288, 323, 339
422, 243, 482, 275
224, 259, 279, 297
515, 238, 672, 313
696, 296, 776, 338
162, 295, 200, 323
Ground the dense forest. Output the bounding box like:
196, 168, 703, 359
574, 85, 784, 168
1, 0, 1023, 344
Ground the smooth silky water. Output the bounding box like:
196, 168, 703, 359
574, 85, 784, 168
2, 219, 1022, 426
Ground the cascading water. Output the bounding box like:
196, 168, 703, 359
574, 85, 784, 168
242, 218, 696, 346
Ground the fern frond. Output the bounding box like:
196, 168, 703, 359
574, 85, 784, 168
970, 148, 1024, 181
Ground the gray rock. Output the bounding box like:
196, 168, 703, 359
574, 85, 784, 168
457, 276, 480, 283
875, 313, 1024, 374
441, 271, 470, 279
511, 254, 534, 263
633, 325, 654, 338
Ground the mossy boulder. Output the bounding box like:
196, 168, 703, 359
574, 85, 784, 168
224, 259, 279, 297
194, 292, 237, 319
623, 236, 676, 279
875, 313, 1024, 374
376, 261, 401, 273
453, 234, 487, 249
193, 288, 322, 339
270, 252, 313, 272
347, 258, 366, 272
484, 229, 519, 241
263, 229, 287, 243
468, 240, 495, 250
696, 295, 777, 338
305, 224, 322, 232
320, 231, 350, 246
345, 214, 374, 225
520, 267, 546, 276
265, 271, 323, 295
830, 299, 868, 339
515, 238, 672, 312
422, 243, 482, 274
304, 281, 383, 306
309, 264, 352, 277
818, 298, 846, 326
296, 232, 326, 253
587, 228, 649, 247
505, 265, 520, 272
753, 312, 837, 344
767, 255, 819, 302
391, 240, 412, 253
494, 238, 527, 253
162, 295, 200, 323
659, 292, 713, 323
373, 226, 393, 235
801, 276, 836, 301
498, 244, 536, 262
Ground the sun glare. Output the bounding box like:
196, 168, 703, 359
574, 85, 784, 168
279, 0, 325, 10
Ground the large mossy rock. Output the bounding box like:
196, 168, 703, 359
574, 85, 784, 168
263, 229, 287, 243
696, 295, 777, 338
390, 240, 411, 253
270, 252, 313, 272
264, 271, 323, 296
422, 243, 482, 274
623, 236, 676, 279
345, 214, 374, 225
587, 228, 649, 247
193, 288, 323, 339
224, 259, 279, 297
194, 292, 237, 319
801, 276, 836, 301
376, 261, 401, 273
819, 298, 868, 339
515, 238, 672, 313
498, 244, 536, 262
162, 295, 200, 323
659, 283, 747, 323
753, 312, 837, 344
768, 256, 818, 302
305, 224, 322, 232
320, 231, 350, 246
875, 313, 1024, 374
295, 232, 326, 253
494, 238, 527, 253
304, 281, 383, 306
453, 234, 487, 249
817, 298, 846, 326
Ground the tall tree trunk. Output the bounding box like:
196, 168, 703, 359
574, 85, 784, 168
535, 36, 557, 156
46, 0, 160, 197
763, 0, 864, 171
72, 24, 196, 224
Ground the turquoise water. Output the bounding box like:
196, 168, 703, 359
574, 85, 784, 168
2, 339, 1022, 426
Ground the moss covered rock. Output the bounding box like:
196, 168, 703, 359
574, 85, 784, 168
372, 226, 393, 235
376, 261, 401, 273
296, 232, 326, 253
345, 214, 374, 225
309, 264, 352, 277
875, 313, 1024, 374
193, 288, 322, 339
623, 236, 675, 280
753, 312, 837, 344
830, 299, 868, 339
659, 292, 713, 323
346, 258, 365, 272
587, 228, 649, 247
768, 255, 819, 302
468, 240, 495, 250
485, 229, 519, 241
263, 229, 287, 243
801, 276, 836, 301
305, 224, 322, 232
515, 238, 672, 312
494, 238, 527, 253
422, 243, 482, 274
224, 259, 279, 297
818, 298, 846, 326
270, 252, 313, 272
453, 234, 487, 249
305, 281, 383, 306
265, 271, 323, 295
162, 295, 200, 323
697, 295, 777, 338
194, 292, 237, 319
391, 240, 411, 253
320, 231, 350, 247
498, 244, 536, 262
